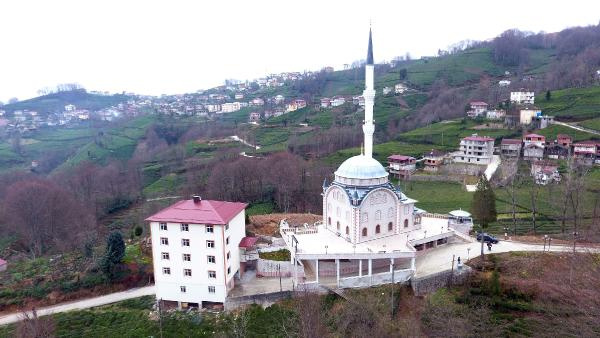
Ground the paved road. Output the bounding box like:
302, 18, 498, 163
0, 286, 155, 326
415, 239, 594, 277
552, 121, 600, 136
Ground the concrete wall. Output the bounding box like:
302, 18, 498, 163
339, 269, 413, 288
257, 259, 305, 278
411, 266, 471, 296
224, 291, 293, 311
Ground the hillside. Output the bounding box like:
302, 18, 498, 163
1, 90, 130, 114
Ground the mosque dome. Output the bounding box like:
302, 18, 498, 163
334, 155, 388, 186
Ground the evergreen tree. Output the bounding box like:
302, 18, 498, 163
471, 176, 497, 257
399, 68, 408, 80
545, 90, 551, 101
100, 231, 126, 280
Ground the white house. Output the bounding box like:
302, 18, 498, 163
511, 91, 535, 105
498, 80, 511, 87
331, 97, 346, 107
146, 196, 247, 309
467, 101, 488, 118
519, 107, 542, 125
221, 102, 241, 113
382, 87, 393, 95
453, 134, 495, 165
64, 104, 76, 112
394, 83, 407, 94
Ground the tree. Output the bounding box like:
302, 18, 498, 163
471, 176, 497, 257
100, 231, 126, 280
399, 68, 408, 80
545, 90, 552, 101
529, 180, 540, 235
15, 308, 55, 338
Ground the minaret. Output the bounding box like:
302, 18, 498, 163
363, 28, 375, 158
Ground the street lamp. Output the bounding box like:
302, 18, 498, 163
544, 235, 548, 252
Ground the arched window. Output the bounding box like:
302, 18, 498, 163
375, 210, 382, 220
388, 222, 393, 231
336, 221, 340, 231
404, 219, 409, 228
345, 226, 349, 235
328, 217, 331, 225
375, 224, 381, 234
362, 228, 367, 237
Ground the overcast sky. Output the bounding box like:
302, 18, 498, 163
1, 0, 599, 102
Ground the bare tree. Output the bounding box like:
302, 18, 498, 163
528, 179, 540, 235
15, 308, 55, 338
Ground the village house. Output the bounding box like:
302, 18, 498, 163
573, 140, 597, 163
206, 104, 221, 113
382, 86, 393, 95
387, 155, 416, 179
511, 90, 535, 105
519, 107, 542, 125
467, 101, 488, 118
523, 133, 545, 161
531, 161, 560, 185
238, 237, 259, 277
249, 112, 261, 122
274, 95, 285, 105
423, 149, 445, 172
251, 98, 265, 106
320, 97, 331, 108
64, 104, 76, 112
546, 143, 569, 159
394, 83, 407, 94
294, 98, 307, 109
221, 102, 241, 113
146, 196, 247, 309
331, 96, 346, 107
557, 134, 573, 148
234, 93, 244, 100
486, 109, 506, 120
500, 139, 522, 157
453, 134, 495, 165
498, 80, 511, 87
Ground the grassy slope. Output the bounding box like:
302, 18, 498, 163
2, 90, 129, 114
536, 86, 600, 120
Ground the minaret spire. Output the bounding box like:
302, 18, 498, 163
362, 26, 376, 158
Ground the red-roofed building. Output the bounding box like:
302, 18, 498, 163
238, 237, 259, 277
423, 149, 445, 172
467, 101, 488, 118
146, 196, 247, 309
573, 140, 597, 162
387, 155, 416, 179
523, 134, 546, 160
453, 134, 495, 165
556, 134, 573, 148
500, 139, 522, 157
531, 160, 560, 185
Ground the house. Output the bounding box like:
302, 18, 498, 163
64, 104, 76, 112
573, 140, 597, 162
531, 161, 560, 185
221, 102, 241, 113
331, 97, 346, 107
206, 104, 221, 113
238, 237, 259, 277
274, 95, 285, 105
556, 134, 573, 148
249, 112, 261, 122
387, 155, 416, 179
498, 80, 511, 87
382, 87, 393, 95
453, 134, 495, 165
251, 98, 265, 106
467, 101, 488, 118
523, 134, 545, 160
320, 97, 331, 108
234, 93, 244, 100
394, 83, 407, 94
534, 115, 554, 129
511, 91, 535, 105
423, 149, 445, 172
294, 99, 307, 109
546, 143, 569, 159
500, 139, 522, 157
146, 196, 247, 309
0, 258, 6, 272
486, 109, 506, 120
519, 107, 542, 125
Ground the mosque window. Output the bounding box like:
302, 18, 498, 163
336, 207, 341, 217
336, 221, 340, 231
362, 228, 368, 237
404, 219, 409, 228
388, 222, 393, 231
388, 207, 394, 218
375, 210, 381, 220
345, 226, 349, 235
328, 217, 331, 226
361, 212, 368, 222
375, 224, 381, 234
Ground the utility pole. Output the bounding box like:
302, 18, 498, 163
450, 254, 455, 286
390, 262, 395, 318
278, 264, 282, 292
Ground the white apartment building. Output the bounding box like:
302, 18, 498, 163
452, 134, 495, 165
510, 91, 535, 105
146, 196, 247, 309
221, 102, 241, 113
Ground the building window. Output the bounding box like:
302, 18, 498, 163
375, 210, 381, 220
181, 239, 190, 247
160, 237, 169, 245
162, 267, 171, 275
207, 255, 216, 263
336, 221, 340, 231
208, 286, 216, 293
226, 252, 231, 260
404, 205, 410, 214
345, 226, 349, 235
362, 228, 367, 237
328, 217, 331, 226
361, 212, 368, 222
375, 224, 381, 234
404, 219, 409, 228
184, 269, 192, 277
225, 224, 229, 231
183, 253, 191, 261
206, 225, 214, 233
180, 223, 189, 231
180, 286, 187, 293
227, 267, 231, 275
388, 207, 394, 218
160, 223, 168, 231
161, 252, 170, 260
388, 222, 393, 231
208, 270, 216, 278
226, 236, 230, 245
207, 240, 215, 248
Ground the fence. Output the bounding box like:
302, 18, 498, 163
257, 259, 305, 278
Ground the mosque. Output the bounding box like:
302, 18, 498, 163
280, 28, 473, 289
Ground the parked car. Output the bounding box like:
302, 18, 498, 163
476, 233, 499, 244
